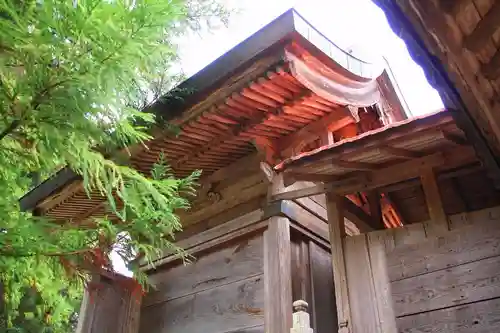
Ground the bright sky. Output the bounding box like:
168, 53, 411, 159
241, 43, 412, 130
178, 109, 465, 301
177, 0, 444, 116
111, 0, 444, 276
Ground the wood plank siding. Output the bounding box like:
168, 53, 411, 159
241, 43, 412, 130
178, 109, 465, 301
381, 206, 500, 332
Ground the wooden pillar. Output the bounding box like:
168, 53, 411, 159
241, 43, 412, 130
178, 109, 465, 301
76, 275, 142, 333
325, 193, 351, 333
264, 216, 293, 333
420, 168, 449, 234
367, 191, 384, 229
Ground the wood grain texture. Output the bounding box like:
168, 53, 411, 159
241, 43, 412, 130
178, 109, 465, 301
139, 275, 264, 333
144, 236, 264, 307
345, 234, 379, 333
366, 231, 397, 333
309, 241, 337, 333
144, 208, 268, 269
282, 200, 330, 241
420, 168, 449, 235
79, 276, 139, 333
396, 296, 500, 333
386, 211, 500, 281
392, 254, 500, 317
325, 193, 351, 331
263, 216, 293, 333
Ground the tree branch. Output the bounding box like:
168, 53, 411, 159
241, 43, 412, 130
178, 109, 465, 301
0, 119, 20, 141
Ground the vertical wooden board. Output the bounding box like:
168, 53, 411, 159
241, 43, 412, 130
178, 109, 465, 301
290, 238, 312, 306
309, 241, 337, 333
263, 217, 293, 333
139, 275, 264, 333
91, 281, 128, 333
387, 216, 500, 281
367, 231, 397, 333
325, 193, 350, 327
76, 289, 94, 333
392, 255, 500, 317
345, 234, 379, 333
396, 297, 500, 333
145, 235, 264, 306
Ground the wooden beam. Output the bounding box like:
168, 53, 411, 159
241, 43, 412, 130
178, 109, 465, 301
272, 146, 477, 201
173, 88, 313, 169
343, 198, 376, 233
320, 130, 334, 146
283, 172, 333, 186
332, 159, 378, 171
325, 193, 351, 333
443, 131, 468, 146
463, 1, 500, 52
439, 0, 469, 16
278, 107, 353, 156
482, 47, 500, 80
366, 191, 384, 229
264, 216, 293, 333
377, 146, 422, 159
379, 163, 482, 193
420, 168, 449, 234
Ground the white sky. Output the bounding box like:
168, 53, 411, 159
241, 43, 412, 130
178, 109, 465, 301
177, 0, 444, 116
111, 0, 445, 276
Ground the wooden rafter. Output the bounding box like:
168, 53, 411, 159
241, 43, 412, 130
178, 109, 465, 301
463, 1, 500, 52
271, 146, 476, 201
377, 146, 423, 159
277, 107, 353, 156
482, 49, 500, 80
439, 0, 469, 16
332, 159, 378, 171
173, 87, 313, 169
442, 131, 468, 146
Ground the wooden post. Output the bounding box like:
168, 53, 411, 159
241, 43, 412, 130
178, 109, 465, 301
420, 168, 449, 234
76, 274, 142, 333
325, 192, 351, 333
367, 191, 384, 229
291, 300, 313, 333
264, 216, 293, 333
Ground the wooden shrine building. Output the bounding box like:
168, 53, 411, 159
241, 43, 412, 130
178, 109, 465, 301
20, 9, 500, 333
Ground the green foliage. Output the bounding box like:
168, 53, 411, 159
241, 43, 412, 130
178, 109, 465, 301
0, 0, 227, 331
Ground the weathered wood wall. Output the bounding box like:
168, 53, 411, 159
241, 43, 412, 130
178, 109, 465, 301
140, 235, 265, 333
350, 205, 500, 333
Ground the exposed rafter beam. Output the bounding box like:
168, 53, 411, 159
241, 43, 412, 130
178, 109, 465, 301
443, 131, 469, 146
482, 48, 500, 80
342, 197, 378, 232
332, 159, 378, 171
277, 107, 353, 157
439, 0, 469, 17
377, 146, 423, 159
463, 1, 500, 52
173, 79, 313, 169
271, 146, 476, 201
